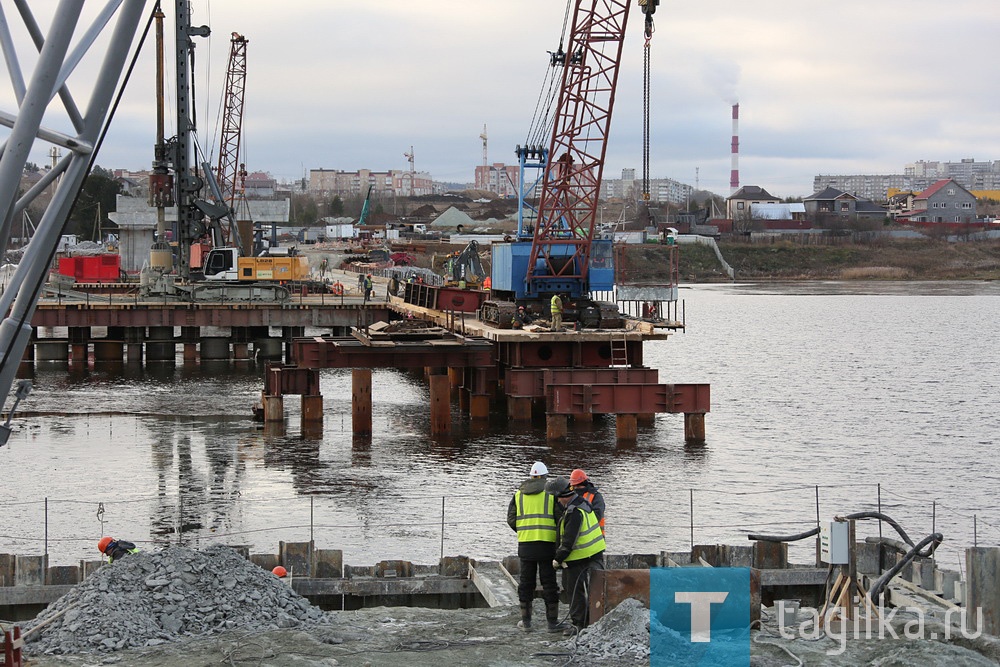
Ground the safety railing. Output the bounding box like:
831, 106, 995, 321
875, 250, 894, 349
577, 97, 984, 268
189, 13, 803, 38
0, 482, 993, 570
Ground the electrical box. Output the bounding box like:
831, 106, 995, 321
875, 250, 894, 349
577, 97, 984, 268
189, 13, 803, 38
820, 520, 850, 565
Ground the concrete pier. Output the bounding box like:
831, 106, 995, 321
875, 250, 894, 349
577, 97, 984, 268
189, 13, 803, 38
966, 546, 1000, 635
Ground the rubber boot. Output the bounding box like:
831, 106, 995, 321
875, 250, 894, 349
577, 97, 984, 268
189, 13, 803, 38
517, 601, 532, 631
545, 601, 568, 633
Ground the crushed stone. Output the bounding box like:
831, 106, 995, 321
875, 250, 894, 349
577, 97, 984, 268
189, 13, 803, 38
23, 545, 325, 655
562, 596, 649, 665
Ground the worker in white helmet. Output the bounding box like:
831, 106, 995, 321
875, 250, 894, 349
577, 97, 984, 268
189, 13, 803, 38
506, 461, 566, 632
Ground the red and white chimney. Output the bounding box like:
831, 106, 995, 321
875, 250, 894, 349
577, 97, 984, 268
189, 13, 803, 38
730, 103, 739, 195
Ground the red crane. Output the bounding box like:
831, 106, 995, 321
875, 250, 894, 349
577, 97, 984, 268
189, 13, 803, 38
526, 0, 657, 295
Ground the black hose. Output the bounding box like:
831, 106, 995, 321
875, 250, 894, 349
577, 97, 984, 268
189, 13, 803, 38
747, 526, 818, 543
747, 511, 933, 556
868, 532, 943, 603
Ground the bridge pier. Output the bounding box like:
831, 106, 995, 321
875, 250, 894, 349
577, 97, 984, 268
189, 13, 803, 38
507, 396, 532, 421
615, 414, 638, 441
428, 371, 451, 435
546, 414, 568, 441
352, 369, 372, 436
302, 395, 323, 424
684, 413, 706, 442
261, 393, 284, 422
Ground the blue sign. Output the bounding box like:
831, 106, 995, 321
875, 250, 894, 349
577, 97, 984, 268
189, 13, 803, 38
650, 567, 751, 666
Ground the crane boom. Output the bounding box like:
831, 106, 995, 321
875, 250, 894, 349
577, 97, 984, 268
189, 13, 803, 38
215, 32, 248, 246
525, 0, 632, 295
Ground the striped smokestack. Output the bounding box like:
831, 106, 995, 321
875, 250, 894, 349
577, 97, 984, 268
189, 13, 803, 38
730, 103, 739, 194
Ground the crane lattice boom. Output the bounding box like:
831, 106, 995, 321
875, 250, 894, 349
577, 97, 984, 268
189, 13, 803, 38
216, 33, 248, 225
527, 0, 631, 292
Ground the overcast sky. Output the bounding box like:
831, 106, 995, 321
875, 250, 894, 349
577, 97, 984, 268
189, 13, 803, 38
15, 1, 1000, 199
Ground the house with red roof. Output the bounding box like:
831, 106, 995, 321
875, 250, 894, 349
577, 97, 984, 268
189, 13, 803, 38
898, 179, 977, 224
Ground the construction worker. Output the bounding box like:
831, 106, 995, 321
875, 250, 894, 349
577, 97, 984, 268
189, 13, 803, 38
483, 275, 492, 292
512, 305, 532, 329
570, 469, 605, 534
97, 536, 139, 563
550, 293, 563, 331
547, 475, 606, 636
507, 461, 566, 633
363, 274, 373, 302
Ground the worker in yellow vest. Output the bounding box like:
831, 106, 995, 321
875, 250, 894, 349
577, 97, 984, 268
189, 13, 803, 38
547, 475, 606, 636
550, 293, 563, 331
507, 461, 565, 632
569, 468, 605, 534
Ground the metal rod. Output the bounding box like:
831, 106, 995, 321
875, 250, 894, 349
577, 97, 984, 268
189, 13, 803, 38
44, 496, 48, 556
932, 500, 936, 564
877, 483, 882, 541
815, 485, 820, 527
310, 496, 314, 544
689, 488, 694, 551
440, 496, 446, 559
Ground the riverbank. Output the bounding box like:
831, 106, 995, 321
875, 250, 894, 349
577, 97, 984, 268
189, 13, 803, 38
676, 237, 1000, 282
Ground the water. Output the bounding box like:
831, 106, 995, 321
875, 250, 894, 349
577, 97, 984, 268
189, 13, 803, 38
2, 281, 998, 571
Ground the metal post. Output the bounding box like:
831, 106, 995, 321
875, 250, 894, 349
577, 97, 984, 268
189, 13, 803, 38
440, 496, 445, 559
310, 496, 314, 544
932, 500, 936, 564
689, 489, 694, 551
44, 497, 48, 556
877, 483, 882, 541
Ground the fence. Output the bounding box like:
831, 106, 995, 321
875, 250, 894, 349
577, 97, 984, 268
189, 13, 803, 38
2, 482, 994, 571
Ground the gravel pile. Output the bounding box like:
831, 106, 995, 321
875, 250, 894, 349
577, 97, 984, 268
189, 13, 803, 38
564, 597, 650, 664
24, 545, 326, 655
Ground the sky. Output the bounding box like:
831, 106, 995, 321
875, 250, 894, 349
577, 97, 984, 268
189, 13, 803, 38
11, 1, 1000, 200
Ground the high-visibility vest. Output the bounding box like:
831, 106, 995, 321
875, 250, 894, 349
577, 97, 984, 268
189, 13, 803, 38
514, 490, 557, 543
551, 295, 562, 314
565, 506, 606, 561
581, 491, 606, 534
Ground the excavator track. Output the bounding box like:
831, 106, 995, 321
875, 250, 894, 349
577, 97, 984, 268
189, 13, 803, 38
191, 283, 290, 302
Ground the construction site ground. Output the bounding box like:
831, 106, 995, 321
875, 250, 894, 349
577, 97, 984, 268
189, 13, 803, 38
22, 605, 634, 667
22, 603, 1000, 667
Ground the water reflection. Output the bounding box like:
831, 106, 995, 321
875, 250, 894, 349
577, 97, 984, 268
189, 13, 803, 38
10, 283, 997, 567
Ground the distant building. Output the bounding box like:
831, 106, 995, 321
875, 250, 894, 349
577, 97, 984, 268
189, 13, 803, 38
750, 203, 806, 221
726, 185, 779, 219
901, 179, 977, 224
243, 171, 276, 198
474, 163, 519, 198
308, 168, 434, 197
815, 158, 1000, 201
601, 175, 692, 205
803, 187, 888, 221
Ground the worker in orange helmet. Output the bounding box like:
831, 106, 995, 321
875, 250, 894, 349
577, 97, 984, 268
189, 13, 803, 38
569, 469, 605, 535
272, 566, 288, 578
97, 536, 139, 563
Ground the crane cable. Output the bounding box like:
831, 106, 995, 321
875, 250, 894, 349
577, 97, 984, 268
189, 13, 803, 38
524, 0, 574, 149
641, 8, 655, 202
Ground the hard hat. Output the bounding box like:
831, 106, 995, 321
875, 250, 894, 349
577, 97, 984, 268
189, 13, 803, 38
518, 305, 525, 310
272, 566, 287, 578
569, 469, 589, 486
545, 476, 574, 498
529, 461, 548, 477
98, 536, 113, 553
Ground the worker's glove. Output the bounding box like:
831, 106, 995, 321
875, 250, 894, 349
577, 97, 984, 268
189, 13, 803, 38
553, 560, 566, 569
